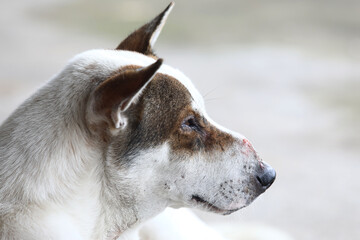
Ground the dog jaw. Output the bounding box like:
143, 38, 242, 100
159, 121, 269, 215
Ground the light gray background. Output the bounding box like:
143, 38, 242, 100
1, 0, 359, 239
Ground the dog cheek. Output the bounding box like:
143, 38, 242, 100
162, 166, 196, 205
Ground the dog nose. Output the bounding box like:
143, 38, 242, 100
256, 162, 276, 189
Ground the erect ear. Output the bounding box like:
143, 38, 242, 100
93, 59, 163, 129
116, 2, 174, 56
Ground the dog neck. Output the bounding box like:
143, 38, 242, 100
98, 145, 170, 239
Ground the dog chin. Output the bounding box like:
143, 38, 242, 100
190, 195, 246, 215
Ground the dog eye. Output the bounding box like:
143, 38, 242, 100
181, 116, 201, 132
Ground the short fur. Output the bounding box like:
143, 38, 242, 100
0, 2, 275, 240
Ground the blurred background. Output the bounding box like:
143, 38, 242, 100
1, 0, 359, 239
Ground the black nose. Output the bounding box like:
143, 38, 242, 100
256, 162, 276, 189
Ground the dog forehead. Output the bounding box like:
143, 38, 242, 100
72, 49, 205, 111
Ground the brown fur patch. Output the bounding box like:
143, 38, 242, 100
106, 70, 235, 163
108, 72, 192, 162
169, 109, 235, 155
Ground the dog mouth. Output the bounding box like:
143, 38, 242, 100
191, 195, 241, 215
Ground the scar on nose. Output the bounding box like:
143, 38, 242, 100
242, 139, 253, 148
241, 139, 257, 158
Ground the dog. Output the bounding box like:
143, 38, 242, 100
0, 2, 275, 240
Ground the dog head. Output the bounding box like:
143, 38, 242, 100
81, 2, 275, 218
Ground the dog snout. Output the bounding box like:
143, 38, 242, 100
256, 161, 276, 189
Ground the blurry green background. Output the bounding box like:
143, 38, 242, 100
1, 0, 359, 239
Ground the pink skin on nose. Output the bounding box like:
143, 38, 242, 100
242, 139, 253, 150
241, 139, 263, 164
241, 139, 255, 156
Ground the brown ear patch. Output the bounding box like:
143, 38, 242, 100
116, 2, 174, 56
92, 59, 162, 129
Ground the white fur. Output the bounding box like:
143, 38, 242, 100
140, 208, 227, 240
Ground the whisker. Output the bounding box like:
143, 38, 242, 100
204, 97, 222, 103
202, 87, 219, 99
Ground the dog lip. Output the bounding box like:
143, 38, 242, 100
191, 195, 241, 215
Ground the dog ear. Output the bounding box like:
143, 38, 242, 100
93, 59, 163, 129
116, 2, 174, 56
